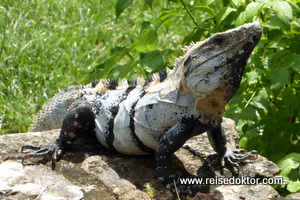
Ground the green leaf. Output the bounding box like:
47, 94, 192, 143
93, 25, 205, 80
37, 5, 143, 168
282, 87, 295, 106
154, 9, 178, 28
287, 181, 300, 193
115, 0, 133, 19
267, 50, 288, 68
245, 70, 260, 85
141, 21, 155, 32
111, 46, 126, 54
251, 88, 270, 111
241, 106, 258, 121
94, 51, 127, 78
278, 153, 300, 177
161, 49, 175, 59
287, 0, 300, 13
271, 0, 293, 30
144, 0, 153, 8
195, 6, 216, 17
230, 0, 245, 7
270, 69, 289, 85
285, 55, 300, 71
264, 16, 288, 30
117, 60, 139, 78
251, 96, 269, 110
236, 11, 247, 26
291, 21, 300, 33
216, 7, 236, 25
245, 2, 263, 21
140, 50, 164, 73
279, 153, 300, 163
239, 137, 248, 149
127, 21, 157, 52
134, 29, 158, 51
183, 28, 205, 44
269, 68, 289, 95
200, 0, 215, 6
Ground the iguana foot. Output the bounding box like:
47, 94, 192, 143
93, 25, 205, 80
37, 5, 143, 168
4, 141, 63, 170
222, 148, 258, 172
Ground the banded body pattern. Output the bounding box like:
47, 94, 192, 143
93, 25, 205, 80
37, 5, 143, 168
82, 79, 196, 155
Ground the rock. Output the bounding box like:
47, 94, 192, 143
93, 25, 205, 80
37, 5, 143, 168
286, 193, 300, 200
0, 118, 282, 199
0, 161, 83, 200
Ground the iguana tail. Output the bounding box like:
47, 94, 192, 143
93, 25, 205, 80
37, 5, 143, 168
29, 85, 85, 132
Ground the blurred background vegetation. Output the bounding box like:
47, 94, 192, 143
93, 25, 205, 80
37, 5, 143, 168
1, 0, 300, 196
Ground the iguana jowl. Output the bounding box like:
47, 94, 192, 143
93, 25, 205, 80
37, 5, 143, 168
5, 22, 262, 195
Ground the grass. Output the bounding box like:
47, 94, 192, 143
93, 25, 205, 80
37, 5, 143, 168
0, 0, 193, 134
0, 0, 125, 133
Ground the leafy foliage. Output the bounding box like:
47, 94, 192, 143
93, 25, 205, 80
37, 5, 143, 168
277, 153, 300, 193
1, 0, 300, 196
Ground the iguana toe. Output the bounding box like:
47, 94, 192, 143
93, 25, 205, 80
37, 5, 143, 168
4, 141, 63, 170
222, 149, 258, 173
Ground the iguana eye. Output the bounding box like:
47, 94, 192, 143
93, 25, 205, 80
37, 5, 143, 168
213, 35, 226, 45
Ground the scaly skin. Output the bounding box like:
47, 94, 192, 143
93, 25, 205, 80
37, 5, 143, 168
5, 22, 262, 196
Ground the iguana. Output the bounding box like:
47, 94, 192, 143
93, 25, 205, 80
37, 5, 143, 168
5, 22, 262, 195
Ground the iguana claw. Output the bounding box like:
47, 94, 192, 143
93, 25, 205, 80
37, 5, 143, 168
222, 149, 258, 173
4, 141, 63, 170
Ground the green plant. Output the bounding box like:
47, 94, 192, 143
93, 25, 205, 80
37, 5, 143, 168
277, 153, 300, 194
143, 182, 156, 198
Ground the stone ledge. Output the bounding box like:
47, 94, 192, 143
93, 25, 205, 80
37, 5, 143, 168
0, 118, 281, 200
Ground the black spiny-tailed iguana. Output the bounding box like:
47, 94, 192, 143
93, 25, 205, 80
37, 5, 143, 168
5, 22, 262, 195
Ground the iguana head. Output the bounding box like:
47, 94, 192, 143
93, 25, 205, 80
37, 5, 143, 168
177, 22, 262, 122
181, 22, 261, 98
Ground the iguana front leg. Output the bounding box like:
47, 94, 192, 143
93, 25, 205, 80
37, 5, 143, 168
4, 100, 95, 169
207, 125, 257, 172
156, 118, 197, 181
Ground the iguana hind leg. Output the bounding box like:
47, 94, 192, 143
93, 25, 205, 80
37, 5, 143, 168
5, 100, 95, 170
